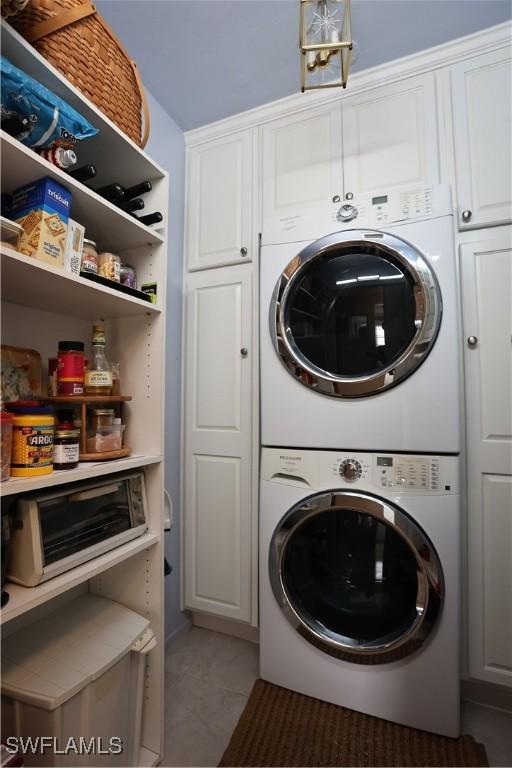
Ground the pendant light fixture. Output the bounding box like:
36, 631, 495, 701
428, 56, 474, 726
300, 0, 352, 91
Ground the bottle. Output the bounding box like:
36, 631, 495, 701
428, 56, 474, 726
134, 211, 163, 226
93, 183, 125, 202
68, 164, 97, 183
122, 180, 152, 200
39, 147, 77, 169
119, 197, 144, 213
84, 324, 112, 395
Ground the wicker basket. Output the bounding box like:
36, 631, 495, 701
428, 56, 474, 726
7, 0, 150, 147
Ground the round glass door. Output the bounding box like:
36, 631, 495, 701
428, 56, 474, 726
269, 491, 443, 664
270, 230, 442, 397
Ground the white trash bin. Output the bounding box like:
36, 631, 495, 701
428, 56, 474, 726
1, 594, 156, 767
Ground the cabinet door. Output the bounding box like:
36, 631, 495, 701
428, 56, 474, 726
186, 131, 253, 271
261, 104, 343, 223
342, 73, 439, 197
452, 49, 512, 230
461, 230, 512, 687
183, 265, 254, 622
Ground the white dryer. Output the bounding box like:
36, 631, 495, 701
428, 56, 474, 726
260, 185, 461, 453
260, 447, 461, 737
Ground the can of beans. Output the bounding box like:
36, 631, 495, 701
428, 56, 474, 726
57, 341, 85, 396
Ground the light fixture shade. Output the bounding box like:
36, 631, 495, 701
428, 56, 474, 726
300, 0, 352, 91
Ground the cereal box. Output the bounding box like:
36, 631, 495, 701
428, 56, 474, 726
11, 177, 72, 268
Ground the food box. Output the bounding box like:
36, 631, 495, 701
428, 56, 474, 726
11, 176, 72, 268
64, 217, 84, 276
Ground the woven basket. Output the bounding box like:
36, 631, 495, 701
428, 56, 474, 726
7, 0, 150, 147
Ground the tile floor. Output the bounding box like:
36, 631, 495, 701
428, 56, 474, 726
162, 627, 512, 768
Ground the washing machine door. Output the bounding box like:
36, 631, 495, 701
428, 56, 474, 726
270, 229, 442, 397
269, 490, 443, 664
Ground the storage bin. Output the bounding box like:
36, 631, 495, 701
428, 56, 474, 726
1, 594, 156, 767
86, 424, 125, 453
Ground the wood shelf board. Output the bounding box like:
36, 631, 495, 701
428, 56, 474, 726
44, 395, 132, 403
1, 23, 167, 188
1, 132, 164, 252
0, 532, 160, 624
1, 454, 162, 497
1, 247, 161, 318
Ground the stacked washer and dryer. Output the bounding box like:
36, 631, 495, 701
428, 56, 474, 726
259, 185, 462, 737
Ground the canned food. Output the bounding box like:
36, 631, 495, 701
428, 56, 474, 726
98, 252, 121, 282
6, 402, 54, 477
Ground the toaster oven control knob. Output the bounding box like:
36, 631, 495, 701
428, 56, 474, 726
340, 459, 361, 481
337, 204, 358, 223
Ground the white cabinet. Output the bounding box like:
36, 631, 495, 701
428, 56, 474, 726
451, 49, 512, 230
261, 104, 343, 223
341, 73, 439, 197
186, 130, 255, 271
183, 264, 256, 624
460, 229, 512, 687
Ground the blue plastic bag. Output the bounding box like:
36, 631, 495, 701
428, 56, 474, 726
1, 56, 98, 149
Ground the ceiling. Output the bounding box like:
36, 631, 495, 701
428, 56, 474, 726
97, 0, 511, 131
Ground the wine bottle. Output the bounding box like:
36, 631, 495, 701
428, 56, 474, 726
119, 197, 144, 213
39, 147, 77, 169
68, 163, 97, 183
134, 212, 163, 226
122, 180, 152, 200
94, 183, 125, 202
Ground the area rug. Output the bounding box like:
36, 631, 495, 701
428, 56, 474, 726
219, 679, 488, 767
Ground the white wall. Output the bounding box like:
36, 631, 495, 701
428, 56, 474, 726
144, 90, 189, 642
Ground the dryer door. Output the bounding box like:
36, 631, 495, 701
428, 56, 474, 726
270, 229, 442, 397
269, 490, 443, 664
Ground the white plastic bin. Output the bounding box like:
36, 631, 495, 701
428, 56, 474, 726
1, 594, 156, 767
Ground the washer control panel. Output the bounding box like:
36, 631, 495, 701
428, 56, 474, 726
328, 185, 447, 230
375, 455, 441, 491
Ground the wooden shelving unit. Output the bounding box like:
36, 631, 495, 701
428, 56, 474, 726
1, 21, 167, 766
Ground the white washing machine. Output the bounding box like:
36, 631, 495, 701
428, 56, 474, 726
260, 184, 461, 454
260, 447, 461, 737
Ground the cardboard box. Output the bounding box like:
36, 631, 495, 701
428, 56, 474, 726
64, 218, 85, 276
11, 177, 72, 268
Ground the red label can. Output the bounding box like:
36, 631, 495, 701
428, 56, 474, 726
57, 341, 85, 396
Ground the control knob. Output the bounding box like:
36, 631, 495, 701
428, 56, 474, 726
339, 459, 362, 481
337, 204, 358, 223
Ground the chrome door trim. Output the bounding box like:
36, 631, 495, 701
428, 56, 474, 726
270, 229, 442, 398
269, 490, 444, 663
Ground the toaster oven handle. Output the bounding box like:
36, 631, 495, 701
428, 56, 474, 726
68, 484, 120, 502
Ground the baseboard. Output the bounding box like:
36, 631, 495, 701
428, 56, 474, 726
192, 611, 259, 644
461, 678, 512, 712
165, 617, 191, 647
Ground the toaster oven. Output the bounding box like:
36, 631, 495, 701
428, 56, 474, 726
7, 471, 148, 586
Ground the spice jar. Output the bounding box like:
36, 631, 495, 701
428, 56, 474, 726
120, 263, 137, 289
1, 411, 13, 481
57, 341, 85, 396
98, 252, 121, 282
81, 239, 98, 274
92, 408, 115, 430
53, 429, 80, 470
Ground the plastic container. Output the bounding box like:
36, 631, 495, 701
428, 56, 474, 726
87, 424, 125, 453
120, 263, 137, 288
0, 411, 14, 481
98, 251, 121, 282
6, 402, 54, 477
2, 594, 156, 768
57, 341, 85, 396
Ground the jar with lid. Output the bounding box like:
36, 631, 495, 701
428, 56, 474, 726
53, 429, 80, 470
120, 263, 137, 289
91, 408, 115, 430
57, 341, 84, 396
6, 401, 55, 477
98, 252, 121, 282
81, 239, 98, 274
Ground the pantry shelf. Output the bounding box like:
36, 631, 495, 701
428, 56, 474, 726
0, 132, 165, 252
0, 454, 162, 498
0, 531, 160, 625
1, 247, 161, 318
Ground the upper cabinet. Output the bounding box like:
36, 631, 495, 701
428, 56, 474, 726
451, 49, 512, 230
341, 73, 439, 198
261, 104, 343, 223
186, 129, 255, 271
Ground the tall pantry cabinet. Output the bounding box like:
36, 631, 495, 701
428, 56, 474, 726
182, 130, 259, 627
1, 23, 167, 764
